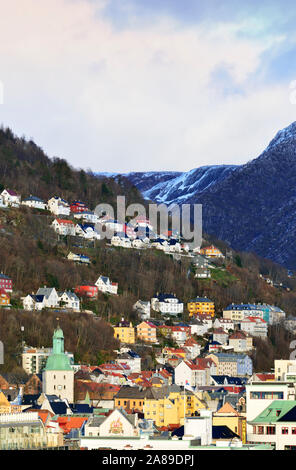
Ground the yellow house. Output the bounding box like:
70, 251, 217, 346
0, 391, 21, 414
213, 402, 246, 443
114, 321, 135, 344
0, 392, 11, 414
200, 245, 224, 258
187, 297, 215, 318
144, 387, 206, 427
136, 321, 157, 343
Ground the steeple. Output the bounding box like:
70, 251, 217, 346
44, 325, 72, 371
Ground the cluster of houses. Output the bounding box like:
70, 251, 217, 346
21, 275, 119, 312
2, 325, 296, 450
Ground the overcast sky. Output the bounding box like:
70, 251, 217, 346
1, 0, 296, 172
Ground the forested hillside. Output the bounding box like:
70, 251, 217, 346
0, 126, 142, 208
0, 126, 296, 375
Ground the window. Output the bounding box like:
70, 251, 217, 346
266, 426, 275, 435
292, 428, 296, 435
282, 427, 289, 435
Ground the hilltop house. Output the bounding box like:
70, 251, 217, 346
36, 287, 59, 308
1, 189, 21, 207
0, 273, 12, 293
67, 252, 90, 264
95, 276, 118, 295
52, 219, 76, 236
200, 245, 224, 258
59, 291, 80, 311
133, 300, 151, 320
47, 197, 70, 216
23, 294, 45, 311
229, 331, 253, 352
151, 293, 183, 316
74, 284, 98, 299
74, 211, 99, 224
22, 195, 46, 210
136, 322, 157, 344
70, 200, 89, 214
187, 297, 215, 318
0, 289, 10, 308
75, 223, 100, 240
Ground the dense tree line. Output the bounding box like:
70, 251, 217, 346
0, 309, 118, 374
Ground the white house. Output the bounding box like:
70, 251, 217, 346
67, 252, 90, 264
183, 337, 201, 360
59, 291, 80, 311
175, 360, 208, 387
240, 317, 268, 338
133, 300, 151, 320
75, 224, 101, 240
52, 219, 76, 236
151, 293, 183, 316
36, 287, 59, 308
84, 408, 139, 438
1, 189, 21, 207
95, 275, 118, 295
23, 294, 45, 311
74, 211, 99, 224
47, 197, 70, 216
213, 328, 229, 345
213, 318, 235, 332
22, 196, 46, 210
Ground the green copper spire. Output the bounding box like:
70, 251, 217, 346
44, 326, 72, 371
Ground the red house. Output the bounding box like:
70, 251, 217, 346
70, 201, 89, 214
74, 284, 98, 299
0, 273, 12, 293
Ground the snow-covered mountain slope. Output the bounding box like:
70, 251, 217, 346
97, 120, 296, 268
102, 165, 238, 205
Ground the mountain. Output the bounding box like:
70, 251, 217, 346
101, 166, 237, 205
118, 121, 296, 269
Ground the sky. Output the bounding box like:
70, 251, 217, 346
1, 0, 296, 173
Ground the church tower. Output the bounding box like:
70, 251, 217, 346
42, 325, 74, 403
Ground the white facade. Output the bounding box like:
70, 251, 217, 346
246, 382, 296, 438
151, 295, 183, 315
47, 197, 70, 216
1, 189, 21, 207
22, 196, 46, 210
36, 287, 59, 308
175, 361, 207, 387
95, 276, 118, 295
52, 219, 76, 236
240, 318, 268, 338
59, 291, 80, 311
42, 369, 74, 403
22, 294, 44, 311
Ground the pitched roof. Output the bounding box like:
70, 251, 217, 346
215, 402, 239, 415
250, 401, 296, 424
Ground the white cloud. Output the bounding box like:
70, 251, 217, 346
0, 0, 293, 172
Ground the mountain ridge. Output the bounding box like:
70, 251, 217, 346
105, 121, 296, 269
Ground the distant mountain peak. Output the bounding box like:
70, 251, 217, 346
266, 121, 296, 152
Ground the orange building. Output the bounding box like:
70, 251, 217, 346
0, 289, 10, 308
136, 321, 157, 343
187, 297, 215, 318
200, 245, 224, 258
